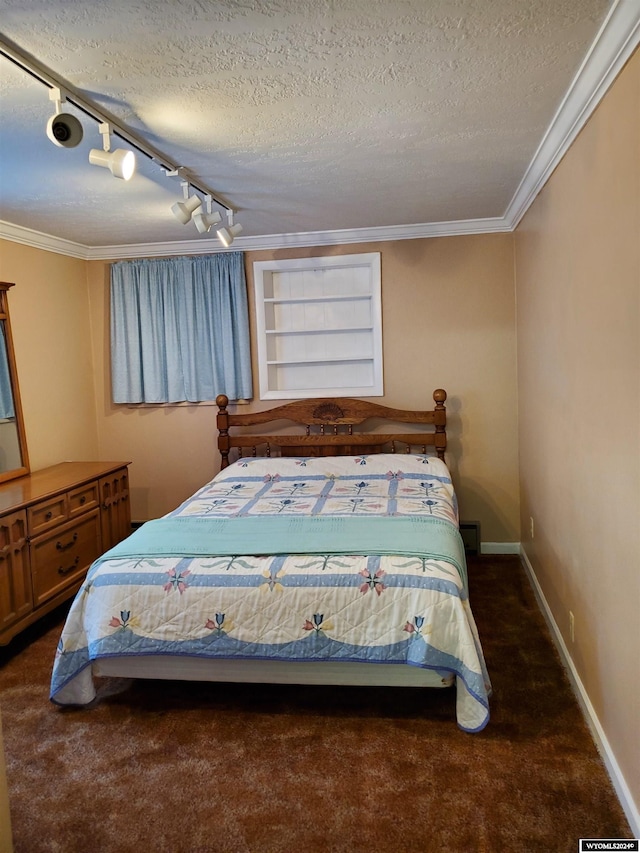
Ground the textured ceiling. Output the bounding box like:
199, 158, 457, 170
0, 0, 625, 251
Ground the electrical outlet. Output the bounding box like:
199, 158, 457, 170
569, 611, 575, 643
530, 516, 534, 538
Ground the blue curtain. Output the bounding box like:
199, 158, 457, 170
110, 253, 252, 404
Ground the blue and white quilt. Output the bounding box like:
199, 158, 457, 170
51, 454, 491, 732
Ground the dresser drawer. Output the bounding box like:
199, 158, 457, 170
68, 482, 99, 517
27, 496, 68, 537
31, 510, 102, 607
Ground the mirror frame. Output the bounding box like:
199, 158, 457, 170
0, 282, 30, 484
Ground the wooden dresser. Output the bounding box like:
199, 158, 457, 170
0, 461, 131, 646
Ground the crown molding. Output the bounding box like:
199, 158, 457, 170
0, 219, 90, 259
0, 217, 510, 261
1, 0, 638, 260
82, 217, 510, 260
504, 0, 640, 229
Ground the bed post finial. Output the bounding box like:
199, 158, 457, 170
433, 389, 447, 407
216, 394, 231, 468
433, 389, 447, 461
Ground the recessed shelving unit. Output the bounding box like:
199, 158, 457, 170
253, 253, 383, 400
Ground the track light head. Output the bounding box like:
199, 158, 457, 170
88, 147, 136, 180
216, 211, 243, 246
216, 223, 243, 247
47, 113, 84, 148
171, 182, 203, 224
46, 88, 83, 148
88, 122, 135, 180
172, 194, 202, 224
193, 210, 222, 234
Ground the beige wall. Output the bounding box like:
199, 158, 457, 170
515, 50, 639, 815
87, 233, 520, 540
0, 241, 99, 469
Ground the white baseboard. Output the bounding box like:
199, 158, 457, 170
519, 546, 640, 837
480, 542, 521, 554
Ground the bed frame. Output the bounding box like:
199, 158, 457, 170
215, 389, 447, 468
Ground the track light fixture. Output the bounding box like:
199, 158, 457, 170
171, 181, 203, 224
2, 37, 236, 233
216, 210, 243, 247
46, 87, 83, 148
193, 195, 222, 233
89, 122, 136, 180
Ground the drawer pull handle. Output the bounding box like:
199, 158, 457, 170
58, 556, 80, 576
56, 532, 78, 552
80, 496, 87, 505
45, 511, 53, 520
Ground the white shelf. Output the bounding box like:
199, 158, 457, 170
263, 294, 371, 305
267, 356, 373, 367
265, 325, 374, 336
253, 253, 383, 400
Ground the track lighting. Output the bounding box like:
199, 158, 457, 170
89, 122, 136, 180
171, 182, 203, 224
216, 210, 243, 247
193, 195, 222, 233
2, 39, 234, 227
46, 88, 83, 148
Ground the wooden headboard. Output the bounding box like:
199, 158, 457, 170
215, 390, 447, 469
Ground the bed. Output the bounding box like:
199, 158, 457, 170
50, 390, 491, 732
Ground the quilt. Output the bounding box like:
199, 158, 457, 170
50, 454, 491, 732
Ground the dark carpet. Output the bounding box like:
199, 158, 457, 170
0, 556, 631, 853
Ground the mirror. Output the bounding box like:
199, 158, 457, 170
0, 283, 29, 483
